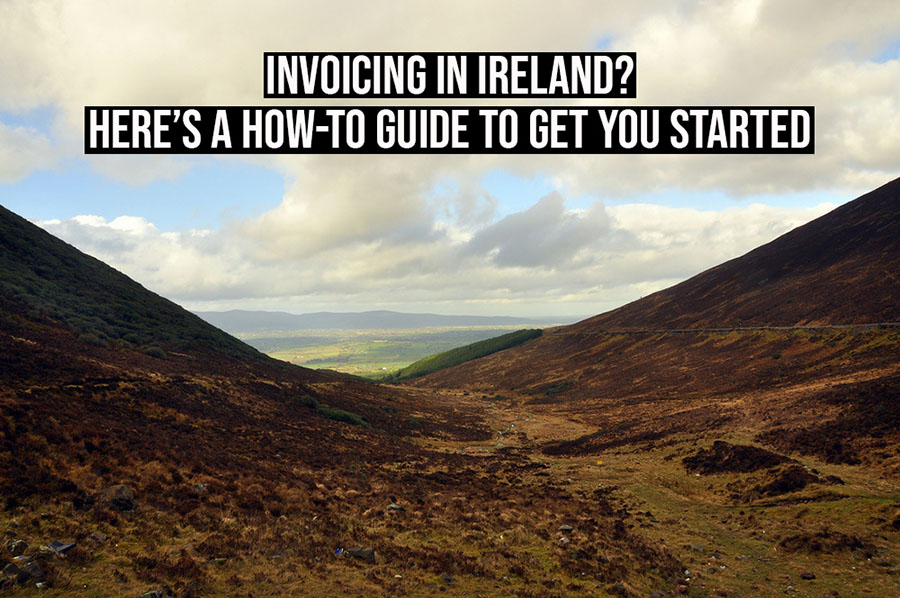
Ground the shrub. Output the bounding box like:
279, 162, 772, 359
316, 405, 369, 428
142, 345, 167, 359
298, 395, 320, 409
123, 333, 143, 345
78, 332, 108, 348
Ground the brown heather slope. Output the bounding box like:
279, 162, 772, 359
0, 207, 686, 597
409, 178, 900, 597
417, 177, 900, 467
578, 175, 900, 330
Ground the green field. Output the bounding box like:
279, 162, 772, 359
237, 325, 550, 378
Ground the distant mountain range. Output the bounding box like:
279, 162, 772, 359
194, 309, 575, 333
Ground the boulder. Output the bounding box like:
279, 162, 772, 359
11, 556, 41, 584
6, 540, 27, 557
48, 541, 76, 555
2, 563, 19, 577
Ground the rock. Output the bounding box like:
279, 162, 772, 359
12, 556, 41, 584
558, 524, 574, 533
138, 588, 173, 598
676, 584, 689, 594
2, 563, 19, 577
800, 572, 816, 580
558, 536, 570, 545
89, 532, 108, 544
691, 544, 706, 553
386, 503, 403, 511
98, 484, 136, 512
48, 540, 76, 555
6, 539, 27, 556
345, 547, 377, 564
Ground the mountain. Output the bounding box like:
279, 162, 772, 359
0, 206, 683, 596
575, 177, 900, 330
417, 177, 900, 466
402, 179, 900, 596
195, 309, 564, 333
0, 205, 260, 360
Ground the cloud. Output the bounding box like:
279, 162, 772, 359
465, 193, 616, 268
2, 0, 899, 193
0, 121, 57, 182
37, 198, 836, 316
3, 0, 896, 314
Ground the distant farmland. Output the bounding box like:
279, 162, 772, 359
237, 325, 555, 377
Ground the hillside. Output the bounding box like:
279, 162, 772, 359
386, 328, 543, 381
0, 206, 686, 597
408, 178, 900, 596
0, 205, 260, 360
418, 177, 900, 465
576, 177, 900, 331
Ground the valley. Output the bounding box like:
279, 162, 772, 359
2, 177, 900, 597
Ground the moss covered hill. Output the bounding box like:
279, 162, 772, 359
386, 328, 543, 381
0, 204, 260, 360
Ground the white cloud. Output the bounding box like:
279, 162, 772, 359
37, 198, 836, 316
2, 0, 899, 192
4, 0, 897, 313
0, 122, 57, 182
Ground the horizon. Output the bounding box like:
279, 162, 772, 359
192, 307, 587, 321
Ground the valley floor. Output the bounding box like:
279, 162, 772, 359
2, 366, 899, 597
408, 388, 900, 598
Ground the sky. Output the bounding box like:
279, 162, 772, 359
1, 0, 899, 318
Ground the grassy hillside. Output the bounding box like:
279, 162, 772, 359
385, 328, 542, 381
0, 205, 261, 359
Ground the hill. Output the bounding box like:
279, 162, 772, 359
409, 178, 900, 596
576, 177, 900, 330
417, 177, 900, 464
0, 205, 260, 360
0, 206, 685, 597
386, 328, 543, 381
195, 309, 561, 333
